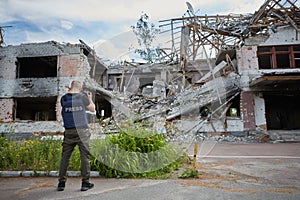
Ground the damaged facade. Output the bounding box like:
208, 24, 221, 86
0, 41, 110, 133
107, 0, 300, 141
0, 0, 300, 141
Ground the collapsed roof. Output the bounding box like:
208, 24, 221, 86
159, 0, 300, 63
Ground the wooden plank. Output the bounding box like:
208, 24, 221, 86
250, 75, 300, 87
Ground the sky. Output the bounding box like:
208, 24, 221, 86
0, 0, 265, 61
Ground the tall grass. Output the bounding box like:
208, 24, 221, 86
0, 136, 61, 171
0, 135, 84, 171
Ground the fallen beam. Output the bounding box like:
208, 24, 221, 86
167, 72, 241, 120
83, 78, 131, 118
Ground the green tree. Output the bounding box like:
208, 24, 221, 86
131, 13, 161, 63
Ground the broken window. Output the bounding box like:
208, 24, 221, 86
257, 45, 300, 69
140, 84, 153, 96
139, 77, 155, 95
95, 94, 112, 118
15, 97, 57, 121
226, 94, 240, 117
199, 106, 210, 117
16, 56, 57, 78
294, 45, 300, 68
108, 75, 122, 91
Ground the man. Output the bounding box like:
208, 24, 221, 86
57, 81, 95, 191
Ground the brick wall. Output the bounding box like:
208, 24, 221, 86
236, 46, 259, 72
58, 54, 82, 77
240, 91, 256, 131
0, 99, 14, 122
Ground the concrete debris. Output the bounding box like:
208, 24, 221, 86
83, 78, 132, 118
101, 0, 300, 142
104, 61, 241, 123
166, 72, 241, 120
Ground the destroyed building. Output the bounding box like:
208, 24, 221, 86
106, 0, 300, 141
0, 0, 300, 142
0, 41, 111, 133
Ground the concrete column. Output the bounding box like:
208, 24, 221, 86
153, 80, 166, 99
254, 93, 267, 130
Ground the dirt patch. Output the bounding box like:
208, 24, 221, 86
263, 189, 294, 194
179, 180, 257, 194
17, 180, 55, 197
174, 159, 262, 194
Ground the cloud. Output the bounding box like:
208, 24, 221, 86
93, 31, 138, 61
1, 0, 264, 22
60, 20, 73, 30
1, 0, 266, 46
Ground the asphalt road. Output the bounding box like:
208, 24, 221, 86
1, 143, 300, 200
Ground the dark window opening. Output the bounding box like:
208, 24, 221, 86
140, 83, 153, 96
82, 48, 90, 57
264, 94, 300, 130
275, 46, 289, 51
200, 106, 210, 117
258, 46, 271, 52
15, 97, 57, 121
258, 54, 272, 69
17, 56, 57, 78
139, 77, 155, 95
108, 75, 122, 91
295, 53, 300, 68
257, 45, 300, 69
293, 46, 300, 51
276, 54, 290, 69
95, 94, 112, 119
116, 78, 121, 89
226, 94, 241, 117
139, 77, 155, 87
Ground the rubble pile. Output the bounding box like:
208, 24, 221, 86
85, 0, 300, 144
196, 133, 265, 143
86, 60, 245, 140
166, 130, 270, 144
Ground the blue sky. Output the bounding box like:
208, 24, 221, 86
0, 0, 265, 61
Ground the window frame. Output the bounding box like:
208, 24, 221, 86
257, 45, 299, 69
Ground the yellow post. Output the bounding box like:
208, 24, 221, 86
193, 143, 198, 170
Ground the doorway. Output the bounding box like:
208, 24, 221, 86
264, 94, 300, 130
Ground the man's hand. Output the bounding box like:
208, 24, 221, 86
87, 92, 93, 100
85, 92, 96, 112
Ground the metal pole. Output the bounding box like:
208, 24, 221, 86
193, 143, 198, 170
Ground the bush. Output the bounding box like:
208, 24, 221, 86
91, 126, 184, 178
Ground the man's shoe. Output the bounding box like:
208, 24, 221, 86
57, 181, 65, 191
81, 182, 94, 191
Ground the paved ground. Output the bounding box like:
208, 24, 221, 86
1, 143, 300, 200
